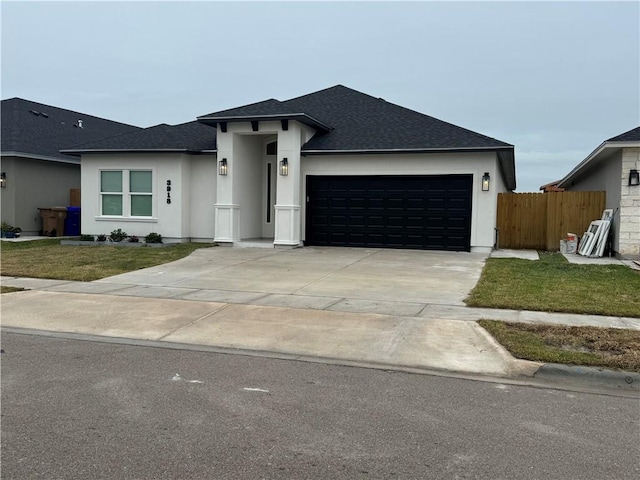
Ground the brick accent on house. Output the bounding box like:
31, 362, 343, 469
619, 147, 640, 258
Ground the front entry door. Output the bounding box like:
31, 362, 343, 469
262, 160, 276, 238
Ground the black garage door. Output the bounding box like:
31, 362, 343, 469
305, 175, 472, 251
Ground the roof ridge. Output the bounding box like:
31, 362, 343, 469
283, 84, 350, 104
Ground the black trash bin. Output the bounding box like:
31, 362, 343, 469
64, 206, 81, 236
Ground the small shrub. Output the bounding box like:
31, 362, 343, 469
109, 228, 128, 243
145, 232, 162, 244
1, 222, 20, 237
79, 234, 94, 241
96, 234, 107, 242
128, 235, 140, 243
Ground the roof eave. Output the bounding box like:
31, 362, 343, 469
1, 151, 80, 165
557, 140, 640, 188
301, 146, 513, 155
197, 113, 333, 132
59, 148, 217, 156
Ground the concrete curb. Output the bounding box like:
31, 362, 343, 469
533, 363, 640, 392
3, 327, 639, 397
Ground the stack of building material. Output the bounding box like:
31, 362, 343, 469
578, 209, 613, 257
559, 233, 578, 254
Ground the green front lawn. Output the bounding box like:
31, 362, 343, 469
1, 286, 26, 294
479, 320, 640, 372
0, 239, 214, 282
466, 253, 640, 318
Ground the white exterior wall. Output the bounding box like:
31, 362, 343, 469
81, 152, 215, 242
619, 147, 640, 258
189, 155, 217, 241
300, 151, 505, 252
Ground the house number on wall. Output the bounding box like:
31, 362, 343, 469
166, 180, 172, 204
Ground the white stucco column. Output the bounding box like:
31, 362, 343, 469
274, 124, 304, 246
214, 126, 240, 242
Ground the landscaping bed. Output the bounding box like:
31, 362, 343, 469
479, 320, 640, 372
466, 252, 640, 318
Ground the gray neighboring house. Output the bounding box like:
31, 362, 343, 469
557, 126, 640, 259
0, 98, 140, 235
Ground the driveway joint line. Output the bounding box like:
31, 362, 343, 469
156, 303, 230, 340
321, 297, 347, 310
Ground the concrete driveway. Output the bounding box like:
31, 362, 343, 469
93, 246, 487, 315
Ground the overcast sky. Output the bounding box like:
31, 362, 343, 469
2, 1, 639, 191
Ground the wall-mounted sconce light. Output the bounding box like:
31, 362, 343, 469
279, 158, 289, 176
481, 172, 490, 191
0, 172, 6, 188
218, 158, 228, 176
629, 169, 639, 186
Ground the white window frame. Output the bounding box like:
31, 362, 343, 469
99, 169, 155, 219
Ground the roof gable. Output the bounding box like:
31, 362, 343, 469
557, 125, 640, 188
1, 97, 141, 162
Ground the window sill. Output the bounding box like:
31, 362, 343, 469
95, 216, 158, 223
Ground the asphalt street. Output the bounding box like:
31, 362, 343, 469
2, 332, 638, 480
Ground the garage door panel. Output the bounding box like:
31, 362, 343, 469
306, 175, 472, 251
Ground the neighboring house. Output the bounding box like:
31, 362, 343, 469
62, 85, 515, 252
0, 98, 140, 235
557, 126, 640, 259
539, 180, 565, 192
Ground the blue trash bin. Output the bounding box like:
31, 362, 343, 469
64, 206, 81, 236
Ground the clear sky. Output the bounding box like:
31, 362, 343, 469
2, 1, 638, 192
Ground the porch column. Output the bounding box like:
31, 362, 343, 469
214, 127, 240, 243
274, 126, 303, 246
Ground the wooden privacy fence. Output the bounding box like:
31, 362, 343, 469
70, 188, 81, 207
496, 191, 606, 250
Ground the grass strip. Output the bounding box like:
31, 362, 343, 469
0, 239, 214, 282
466, 252, 640, 318
479, 319, 640, 372
1, 286, 26, 294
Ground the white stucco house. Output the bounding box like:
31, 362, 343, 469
62, 85, 516, 252
557, 126, 640, 259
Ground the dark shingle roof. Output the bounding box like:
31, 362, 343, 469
61, 121, 216, 154
198, 98, 332, 132
607, 126, 640, 142
1, 97, 140, 163
284, 85, 512, 151
198, 85, 511, 151
200, 98, 294, 117
198, 85, 515, 188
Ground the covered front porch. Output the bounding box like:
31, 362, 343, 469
206, 118, 317, 248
